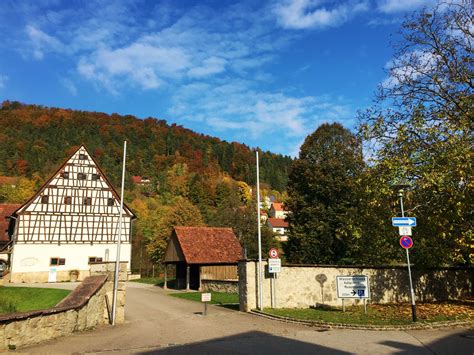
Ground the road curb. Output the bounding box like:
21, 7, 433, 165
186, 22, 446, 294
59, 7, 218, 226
250, 310, 474, 331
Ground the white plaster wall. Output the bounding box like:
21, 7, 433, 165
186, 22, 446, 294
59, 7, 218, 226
11, 243, 131, 275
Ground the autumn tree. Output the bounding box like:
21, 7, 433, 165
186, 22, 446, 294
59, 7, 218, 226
359, 2, 473, 266
284, 123, 365, 264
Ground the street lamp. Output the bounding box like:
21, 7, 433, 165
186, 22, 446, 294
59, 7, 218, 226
392, 184, 417, 322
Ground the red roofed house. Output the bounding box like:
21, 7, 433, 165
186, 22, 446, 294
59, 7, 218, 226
163, 226, 243, 291
269, 202, 287, 219
0, 204, 21, 274
267, 217, 289, 242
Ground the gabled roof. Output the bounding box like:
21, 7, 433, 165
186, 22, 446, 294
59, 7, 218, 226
267, 217, 288, 228
0, 204, 21, 242
12, 144, 136, 219
165, 226, 243, 264
271, 202, 284, 211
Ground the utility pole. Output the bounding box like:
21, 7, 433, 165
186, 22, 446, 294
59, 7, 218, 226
398, 188, 417, 322
256, 150, 263, 310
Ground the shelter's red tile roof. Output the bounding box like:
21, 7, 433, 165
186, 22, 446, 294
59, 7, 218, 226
0, 204, 21, 242
271, 202, 283, 211
173, 226, 243, 264
268, 217, 288, 228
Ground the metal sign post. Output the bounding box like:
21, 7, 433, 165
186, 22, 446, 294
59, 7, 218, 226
397, 189, 417, 322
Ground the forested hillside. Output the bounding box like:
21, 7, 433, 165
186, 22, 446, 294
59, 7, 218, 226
0, 101, 288, 273
0, 101, 291, 191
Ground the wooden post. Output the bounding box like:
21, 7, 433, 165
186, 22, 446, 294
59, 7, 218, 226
198, 266, 202, 291
164, 264, 168, 290
186, 265, 190, 291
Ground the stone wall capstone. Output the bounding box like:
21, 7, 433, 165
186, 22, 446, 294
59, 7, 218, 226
239, 261, 473, 311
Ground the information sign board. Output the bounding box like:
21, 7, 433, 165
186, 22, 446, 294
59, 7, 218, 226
268, 258, 281, 273
336, 275, 370, 299
201, 293, 211, 302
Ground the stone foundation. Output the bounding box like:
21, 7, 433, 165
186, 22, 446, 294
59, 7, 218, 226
8, 270, 90, 283
201, 279, 238, 293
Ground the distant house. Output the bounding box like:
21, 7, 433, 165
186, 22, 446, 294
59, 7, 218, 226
260, 210, 268, 223
0, 176, 18, 187
163, 226, 243, 291
269, 202, 287, 219
8, 145, 136, 283
0, 204, 21, 273
131, 176, 151, 185
267, 217, 289, 242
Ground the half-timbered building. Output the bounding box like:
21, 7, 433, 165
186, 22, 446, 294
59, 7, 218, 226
8, 145, 136, 283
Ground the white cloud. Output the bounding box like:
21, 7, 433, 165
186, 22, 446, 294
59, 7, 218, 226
169, 79, 355, 155
26, 24, 63, 59
377, 0, 437, 14
61, 78, 78, 96
0, 75, 7, 89
274, 0, 369, 30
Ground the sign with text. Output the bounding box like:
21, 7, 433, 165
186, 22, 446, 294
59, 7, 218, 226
336, 275, 370, 299
201, 293, 211, 302
398, 226, 412, 236
268, 258, 281, 273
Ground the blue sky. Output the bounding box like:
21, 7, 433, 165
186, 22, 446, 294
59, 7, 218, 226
0, 0, 438, 156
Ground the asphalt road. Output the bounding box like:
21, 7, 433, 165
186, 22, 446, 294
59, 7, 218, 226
24, 282, 473, 354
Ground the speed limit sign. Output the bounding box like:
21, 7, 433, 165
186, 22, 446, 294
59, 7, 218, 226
268, 248, 279, 259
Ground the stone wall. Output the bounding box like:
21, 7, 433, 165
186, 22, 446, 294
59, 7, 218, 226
201, 279, 238, 293
238, 261, 473, 311
0, 262, 127, 349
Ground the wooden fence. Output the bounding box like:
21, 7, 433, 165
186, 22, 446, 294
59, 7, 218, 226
200, 265, 238, 281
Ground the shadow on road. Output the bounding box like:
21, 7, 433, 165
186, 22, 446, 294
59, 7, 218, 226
139, 330, 349, 354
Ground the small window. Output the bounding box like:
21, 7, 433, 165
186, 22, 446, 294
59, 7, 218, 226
91, 173, 100, 181
41, 195, 49, 204
61, 171, 69, 179
107, 198, 115, 207
64, 196, 72, 205
83, 197, 92, 205
88, 257, 103, 263
50, 258, 65, 266
77, 173, 87, 180
79, 153, 88, 160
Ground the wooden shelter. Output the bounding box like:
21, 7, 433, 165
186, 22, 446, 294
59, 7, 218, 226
163, 226, 243, 290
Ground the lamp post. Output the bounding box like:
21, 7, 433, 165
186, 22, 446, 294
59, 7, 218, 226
396, 186, 417, 322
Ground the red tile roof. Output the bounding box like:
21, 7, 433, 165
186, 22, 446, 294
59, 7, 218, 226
271, 202, 284, 211
267, 217, 288, 228
0, 204, 21, 242
0, 176, 18, 185
131, 176, 142, 184
173, 226, 243, 264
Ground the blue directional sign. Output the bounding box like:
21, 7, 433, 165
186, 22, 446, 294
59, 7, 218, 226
392, 217, 416, 227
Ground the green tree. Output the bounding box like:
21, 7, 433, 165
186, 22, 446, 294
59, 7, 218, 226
284, 123, 365, 264
145, 197, 205, 263
359, 3, 473, 266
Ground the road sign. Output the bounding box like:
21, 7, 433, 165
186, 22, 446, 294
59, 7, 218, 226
268, 248, 279, 259
392, 217, 416, 227
336, 276, 370, 299
201, 293, 211, 302
268, 258, 281, 273
398, 226, 412, 236
400, 236, 413, 249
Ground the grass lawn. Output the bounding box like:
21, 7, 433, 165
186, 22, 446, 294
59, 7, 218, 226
0, 287, 71, 314
170, 291, 239, 310
264, 302, 474, 326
